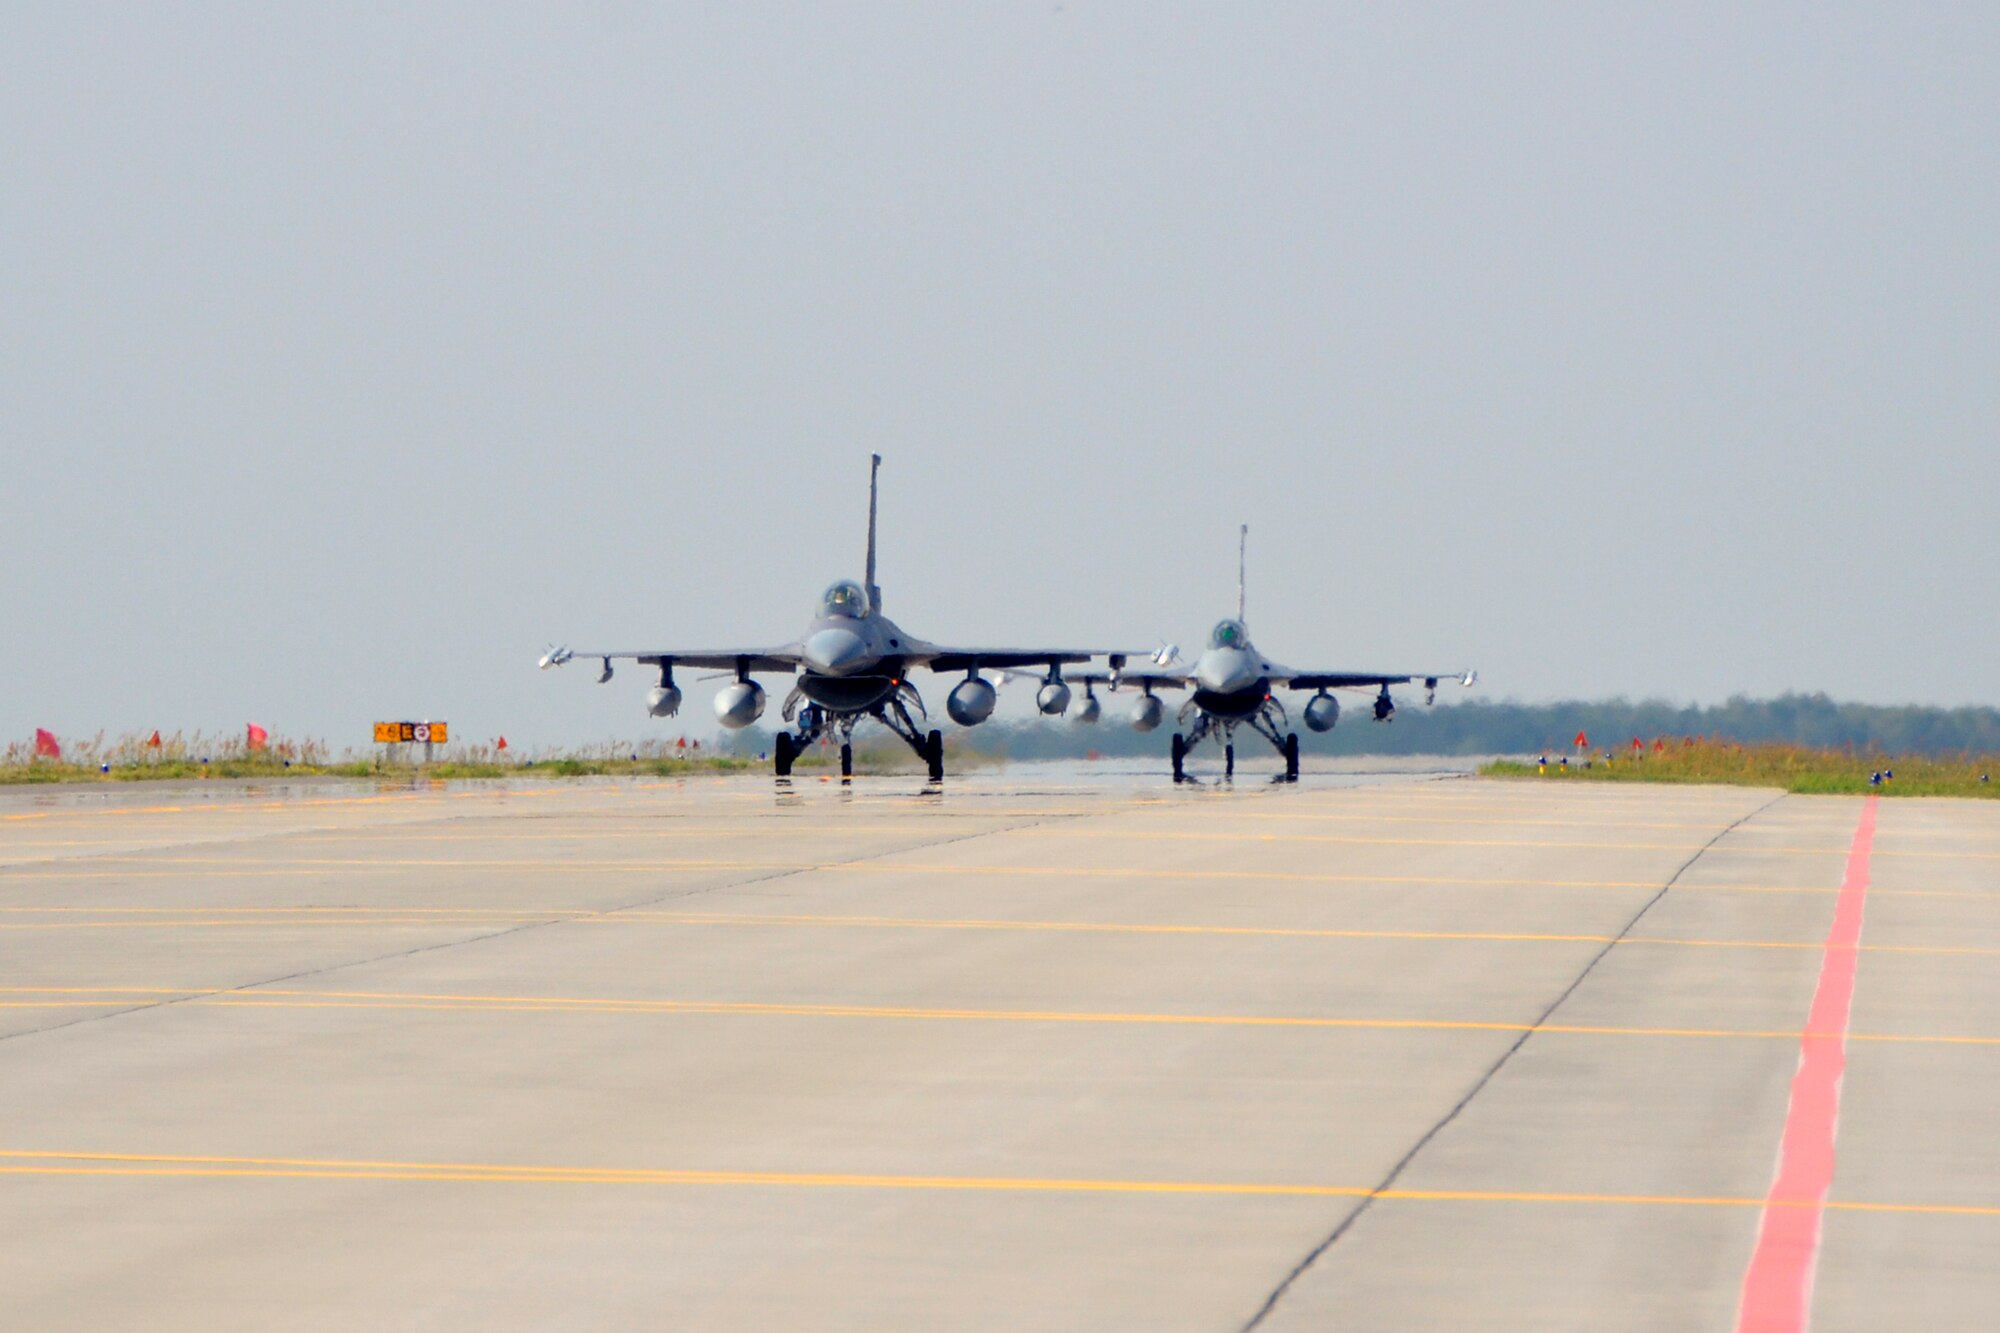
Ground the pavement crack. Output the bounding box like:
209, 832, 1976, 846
0, 810, 1062, 1048
1238, 789, 1790, 1331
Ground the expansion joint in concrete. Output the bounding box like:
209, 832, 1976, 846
1238, 790, 1790, 1330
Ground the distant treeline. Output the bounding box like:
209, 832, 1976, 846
910, 693, 2000, 759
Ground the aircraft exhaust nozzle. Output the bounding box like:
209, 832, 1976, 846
804, 628, 870, 674
646, 685, 683, 718
713, 680, 767, 729
947, 677, 997, 726
1130, 694, 1165, 732
1036, 680, 1071, 716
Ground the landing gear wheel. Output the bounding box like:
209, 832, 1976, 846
1284, 733, 1300, 781
1224, 744, 1235, 778
1170, 733, 1187, 783
925, 729, 945, 782
839, 743, 853, 778
774, 732, 795, 777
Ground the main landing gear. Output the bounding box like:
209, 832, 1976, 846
774, 698, 944, 782
1171, 704, 1300, 782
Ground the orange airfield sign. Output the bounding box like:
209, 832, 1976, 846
374, 722, 448, 744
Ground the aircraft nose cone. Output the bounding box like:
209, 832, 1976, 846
1198, 653, 1258, 695
804, 628, 871, 675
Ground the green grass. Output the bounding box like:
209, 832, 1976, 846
1482, 742, 1999, 798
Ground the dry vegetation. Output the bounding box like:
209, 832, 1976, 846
0, 732, 757, 784
1483, 740, 1998, 798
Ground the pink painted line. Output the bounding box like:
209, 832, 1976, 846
1736, 795, 1878, 1332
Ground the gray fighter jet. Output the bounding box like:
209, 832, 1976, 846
1107, 526, 1475, 781
540, 456, 1120, 780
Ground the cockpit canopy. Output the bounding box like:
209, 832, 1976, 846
1210, 618, 1251, 650
819, 580, 871, 621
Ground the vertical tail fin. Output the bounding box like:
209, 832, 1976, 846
1237, 523, 1248, 622
865, 453, 883, 612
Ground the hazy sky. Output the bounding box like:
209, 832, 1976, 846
6, 4, 1997, 749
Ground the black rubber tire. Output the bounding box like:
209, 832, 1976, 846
925, 729, 945, 781
840, 743, 853, 778
1284, 733, 1300, 780
1225, 744, 1235, 778
1170, 733, 1186, 782
774, 732, 795, 777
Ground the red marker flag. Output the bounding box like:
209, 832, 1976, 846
34, 728, 61, 759
1574, 730, 1589, 749
1631, 736, 1643, 750
146, 730, 163, 748
676, 737, 687, 750
246, 724, 268, 750
1654, 738, 1666, 752
496, 736, 508, 751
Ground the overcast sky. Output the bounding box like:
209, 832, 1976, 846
5, 4, 1996, 749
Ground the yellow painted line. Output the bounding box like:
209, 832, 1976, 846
0, 976, 199, 984
0, 1001, 170, 1008
0, 1149, 1994, 1215
0, 859, 1677, 889
9, 906, 2000, 957
236, 814, 1762, 840
0, 833, 1824, 862
0, 783, 680, 825
596, 913, 2000, 958
0, 905, 534, 915
0, 919, 533, 930
6, 986, 1999, 1045
4, 860, 1994, 903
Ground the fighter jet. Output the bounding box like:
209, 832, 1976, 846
541, 456, 1121, 780
1107, 526, 1475, 781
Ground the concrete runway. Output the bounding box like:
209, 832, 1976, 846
1, 762, 1996, 1330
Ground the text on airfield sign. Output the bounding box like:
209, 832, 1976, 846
374, 722, 448, 744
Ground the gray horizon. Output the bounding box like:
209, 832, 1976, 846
5, 4, 1996, 750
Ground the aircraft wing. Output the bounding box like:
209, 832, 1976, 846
920, 649, 1117, 673
547, 649, 800, 674
1109, 663, 1192, 691
1282, 670, 1478, 692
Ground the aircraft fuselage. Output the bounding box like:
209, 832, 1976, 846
797, 670, 904, 711
793, 604, 918, 712
1190, 644, 1270, 720
1190, 683, 1269, 720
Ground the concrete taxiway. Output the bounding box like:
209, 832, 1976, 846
1, 762, 1996, 1330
